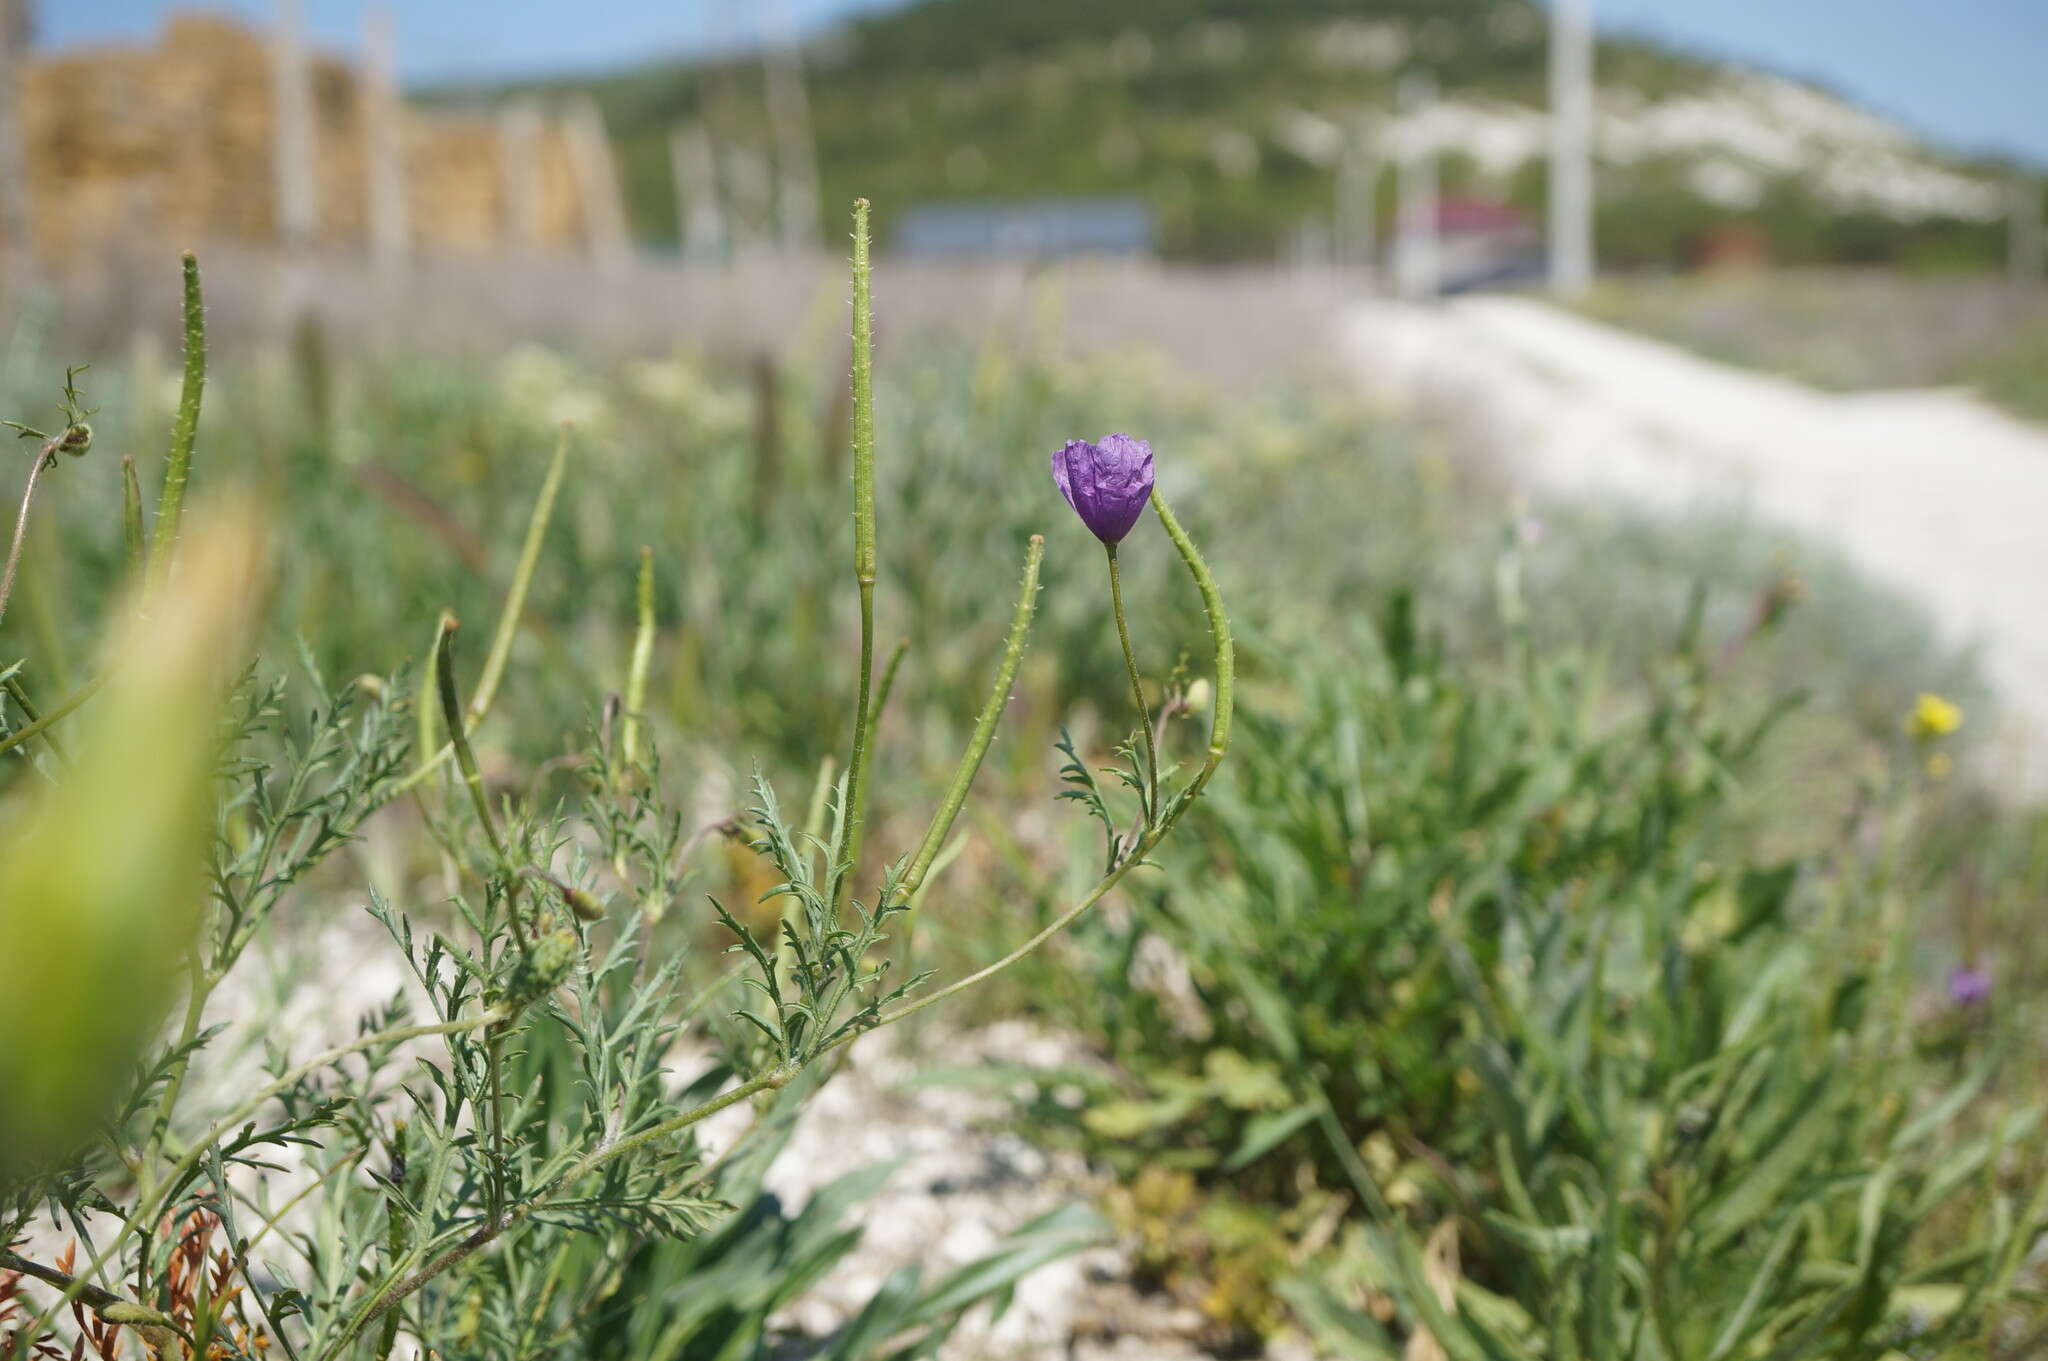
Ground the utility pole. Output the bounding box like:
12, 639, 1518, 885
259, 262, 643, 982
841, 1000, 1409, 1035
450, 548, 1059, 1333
2010, 176, 2043, 305
0, 0, 32, 287
1548, 0, 1594, 296
670, 123, 727, 265
760, 0, 821, 252
272, 0, 317, 258
1392, 73, 1438, 301
1334, 118, 1379, 278
719, 142, 774, 254
363, 6, 408, 275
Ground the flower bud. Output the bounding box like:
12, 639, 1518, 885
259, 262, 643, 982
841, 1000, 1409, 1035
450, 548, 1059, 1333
503, 927, 580, 1009
1904, 692, 1962, 741
560, 884, 606, 923
1051, 434, 1155, 544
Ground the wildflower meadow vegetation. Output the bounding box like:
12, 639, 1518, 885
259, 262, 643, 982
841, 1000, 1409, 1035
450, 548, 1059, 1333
2, 201, 2046, 1358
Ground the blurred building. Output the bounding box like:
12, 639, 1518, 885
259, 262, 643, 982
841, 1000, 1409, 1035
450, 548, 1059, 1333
17, 12, 610, 272
894, 197, 1155, 259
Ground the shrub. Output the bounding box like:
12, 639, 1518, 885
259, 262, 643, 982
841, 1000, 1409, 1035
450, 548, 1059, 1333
1017, 578, 2046, 1351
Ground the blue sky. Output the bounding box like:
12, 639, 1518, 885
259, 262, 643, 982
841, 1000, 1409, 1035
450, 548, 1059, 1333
45, 0, 2048, 165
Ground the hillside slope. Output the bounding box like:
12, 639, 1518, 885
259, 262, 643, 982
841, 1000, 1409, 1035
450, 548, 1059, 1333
453, 0, 2017, 266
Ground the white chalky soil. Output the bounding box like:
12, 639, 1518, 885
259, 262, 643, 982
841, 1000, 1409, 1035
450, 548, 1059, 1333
1344, 294, 2048, 793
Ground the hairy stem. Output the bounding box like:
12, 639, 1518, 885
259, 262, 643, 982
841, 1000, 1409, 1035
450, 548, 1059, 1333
0, 674, 101, 761
836, 198, 879, 910
147, 251, 206, 587
620, 544, 655, 772
1105, 542, 1159, 818
0, 1249, 129, 1314
867, 636, 910, 751
434, 615, 526, 946
2, 672, 64, 764
903, 535, 1043, 897
472, 427, 569, 725
121, 455, 145, 573
1150, 489, 1233, 809
0, 440, 53, 632
386, 435, 569, 800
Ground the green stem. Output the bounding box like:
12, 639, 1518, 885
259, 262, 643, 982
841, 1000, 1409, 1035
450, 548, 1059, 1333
620, 545, 655, 772
0, 439, 54, 632
0, 1250, 128, 1315
485, 1032, 508, 1223
385, 433, 569, 800
141, 958, 212, 1176
1105, 541, 1158, 817
148, 251, 206, 587
836, 199, 879, 909
121, 456, 145, 575
867, 637, 910, 751
434, 615, 526, 946
472, 428, 569, 725
902, 535, 1042, 897
0, 674, 100, 761
2, 672, 64, 764
1150, 489, 1233, 810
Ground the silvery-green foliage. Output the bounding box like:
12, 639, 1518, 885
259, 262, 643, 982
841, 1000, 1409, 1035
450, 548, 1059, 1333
2, 222, 1233, 1359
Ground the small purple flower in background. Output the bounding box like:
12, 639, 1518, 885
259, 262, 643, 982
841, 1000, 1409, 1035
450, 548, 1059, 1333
1948, 965, 1992, 1008
1052, 434, 1155, 544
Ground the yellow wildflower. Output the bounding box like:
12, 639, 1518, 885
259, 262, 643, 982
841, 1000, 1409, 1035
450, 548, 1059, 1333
1906, 692, 1962, 740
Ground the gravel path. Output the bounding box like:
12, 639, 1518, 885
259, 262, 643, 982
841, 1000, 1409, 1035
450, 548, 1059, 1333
1342, 294, 2048, 791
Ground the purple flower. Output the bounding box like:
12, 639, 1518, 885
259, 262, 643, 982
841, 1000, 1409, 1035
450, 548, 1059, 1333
1948, 965, 1991, 1008
1052, 435, 1155, 544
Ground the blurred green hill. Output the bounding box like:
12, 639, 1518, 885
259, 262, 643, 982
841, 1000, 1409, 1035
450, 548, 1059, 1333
437, 0, 2020, 268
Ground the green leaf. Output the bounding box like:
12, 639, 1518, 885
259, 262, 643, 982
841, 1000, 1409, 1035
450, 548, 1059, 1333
1695, 1064, 1842, 1252
902, 1202, 1108, 1327
1203, 1048, 1291, 1111
1082, 1096, 1196, 1139
1225, 1102, 1320, 1171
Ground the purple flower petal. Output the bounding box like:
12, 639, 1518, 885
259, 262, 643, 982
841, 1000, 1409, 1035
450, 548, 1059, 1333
1051, 434, 1155, 543
1948, 965, 1992, 1008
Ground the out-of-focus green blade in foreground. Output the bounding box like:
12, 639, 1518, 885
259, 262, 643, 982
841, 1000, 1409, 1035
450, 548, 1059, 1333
0, 510, 263, 1184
